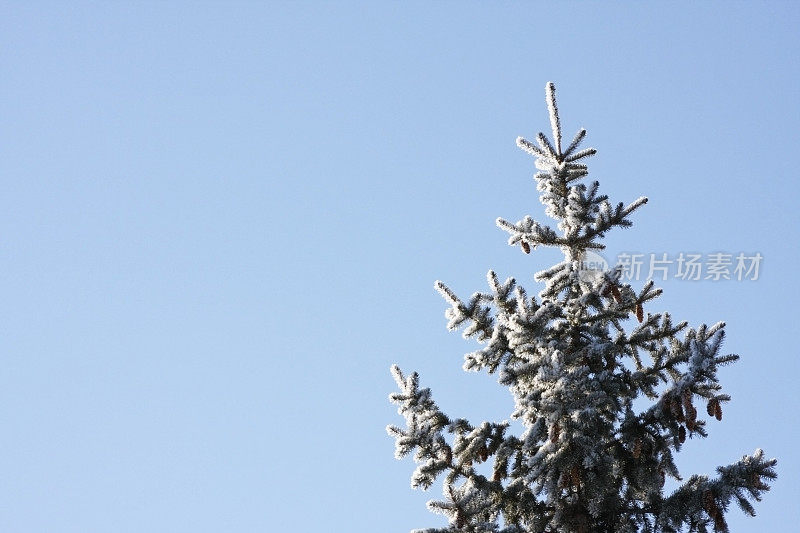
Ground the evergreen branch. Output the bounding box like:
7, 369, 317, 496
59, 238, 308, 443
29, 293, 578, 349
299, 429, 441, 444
517, 136, 548, 158
496, 216, 561, 250
537, 132, 557, 158
435, 280, 495, 341
564, 147, 596, 163
657, 450, 777, 532
545, 82, 562, 155
563, 128, 587, 158
586, 196, 649, 241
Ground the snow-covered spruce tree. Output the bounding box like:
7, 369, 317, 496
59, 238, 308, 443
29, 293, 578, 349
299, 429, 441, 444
387, 83, 776, 533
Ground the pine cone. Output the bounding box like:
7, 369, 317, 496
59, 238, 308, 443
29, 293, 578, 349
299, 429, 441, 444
521, 241, 530, 254
714, 402, 722, 421
713, 512, 727, 532
751, 473, 767, 490
682, 390, 693, 413
478, 445, 489, 463
703, 490, 727, 531
550, 422, 561, 443
703, 490, 717, 516
611, 284, 622, 303
632, 438, 642, 459
682, 393, 697, 427
635, 303, 644, 322
707, 399, 716, 417
679, 425, 686, 443
670, 397, 685, 422
570, 465, 581, 488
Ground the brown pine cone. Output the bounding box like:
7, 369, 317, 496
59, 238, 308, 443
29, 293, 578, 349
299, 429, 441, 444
550, 422, 561, 443
478, 445, 488, 463
707, 400, 716, 417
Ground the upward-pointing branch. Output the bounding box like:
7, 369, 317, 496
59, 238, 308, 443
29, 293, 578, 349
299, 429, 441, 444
546, 82, 562, 156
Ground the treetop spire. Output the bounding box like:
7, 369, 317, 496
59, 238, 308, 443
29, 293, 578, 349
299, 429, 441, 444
388, 82, 776, 533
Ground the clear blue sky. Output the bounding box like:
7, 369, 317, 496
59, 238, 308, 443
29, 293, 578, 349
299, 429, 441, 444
1, 2, 798, 532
